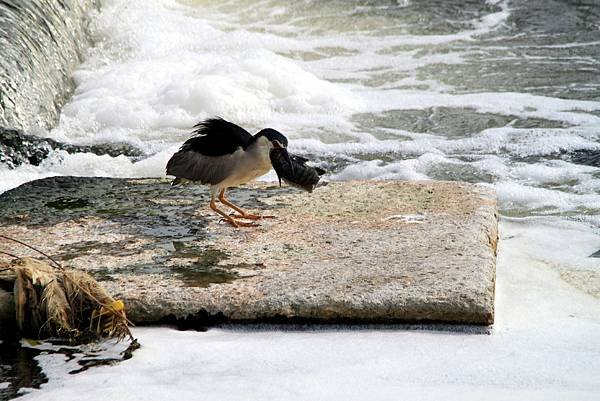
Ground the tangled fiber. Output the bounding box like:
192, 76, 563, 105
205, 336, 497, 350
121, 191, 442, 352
0, 256, 132, 344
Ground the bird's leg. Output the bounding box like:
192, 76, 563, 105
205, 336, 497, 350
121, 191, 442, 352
218, 190, 274, 220
209, 198, 258, 228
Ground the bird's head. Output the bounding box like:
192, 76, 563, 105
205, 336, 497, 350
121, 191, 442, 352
255, 128, 288, 150
257, 128, 295, 177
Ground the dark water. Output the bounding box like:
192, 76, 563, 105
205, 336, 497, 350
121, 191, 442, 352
0, 336, 138, 400
0, 339, 46, 401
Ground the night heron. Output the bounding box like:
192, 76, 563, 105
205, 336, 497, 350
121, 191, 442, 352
166, 117, 291, 228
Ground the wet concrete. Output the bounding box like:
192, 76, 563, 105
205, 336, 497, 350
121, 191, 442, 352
0, 177, 497, 327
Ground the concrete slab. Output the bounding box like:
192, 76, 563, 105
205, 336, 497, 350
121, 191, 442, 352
0, 177, 497, 325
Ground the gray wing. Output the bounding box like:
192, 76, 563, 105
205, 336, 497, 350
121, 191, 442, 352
166, 148, 242, 185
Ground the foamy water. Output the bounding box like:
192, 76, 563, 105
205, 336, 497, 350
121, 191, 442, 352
14, 220, 600, 401
2, 0, 600, 398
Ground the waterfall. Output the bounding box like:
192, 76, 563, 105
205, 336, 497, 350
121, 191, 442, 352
0, 0, 97, 132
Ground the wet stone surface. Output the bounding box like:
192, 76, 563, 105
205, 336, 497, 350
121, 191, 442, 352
0, 128, 144, 169
0, 177, 281, 286
0, 177, 497, 326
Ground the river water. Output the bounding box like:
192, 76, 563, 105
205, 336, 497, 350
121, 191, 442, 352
2, 0, 600, 399
3, 0, 600, 224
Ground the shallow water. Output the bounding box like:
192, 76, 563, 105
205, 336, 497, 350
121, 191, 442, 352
1, 0, 600, 398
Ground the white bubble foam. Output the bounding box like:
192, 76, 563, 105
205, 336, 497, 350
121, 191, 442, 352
0, 148, 179, 194
17, 218, 600, 401
0, 165, 58, 194
46, 0, 362, 154
329, 153, 451, 181
511, 161, 596, 185
41, 0, 526, 158
495, 181, 600, 213
329, 159, 428, 181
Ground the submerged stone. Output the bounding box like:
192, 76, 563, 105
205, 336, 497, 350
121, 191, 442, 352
0, 128, 144, 168
0, 177, 498, 326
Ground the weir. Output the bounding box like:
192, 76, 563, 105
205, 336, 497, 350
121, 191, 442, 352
0, 0, 96, 131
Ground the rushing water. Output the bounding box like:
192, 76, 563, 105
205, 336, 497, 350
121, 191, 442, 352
0, 0, 96, 131
1, 0, 600, 398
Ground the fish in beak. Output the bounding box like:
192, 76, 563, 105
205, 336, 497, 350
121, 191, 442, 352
271, 141, 294, 182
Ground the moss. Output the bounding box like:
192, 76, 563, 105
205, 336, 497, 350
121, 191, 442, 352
45, 197, 90, 210
169, 248, 240, 287
171, 264, 239, 288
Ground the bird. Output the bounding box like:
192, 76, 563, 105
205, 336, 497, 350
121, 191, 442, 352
166, 117, 291, 228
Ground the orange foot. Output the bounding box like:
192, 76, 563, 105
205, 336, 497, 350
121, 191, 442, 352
220, 218, 260, 228
231, 213, 276, 221
211, 198, 260, 228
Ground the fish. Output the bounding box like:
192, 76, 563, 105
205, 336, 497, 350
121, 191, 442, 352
270, 147, 325, 193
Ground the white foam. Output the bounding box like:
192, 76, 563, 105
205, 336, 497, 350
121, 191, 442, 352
41, 0, 524, 155
500, 217, 600, 272
0, 164, 58, 194
0, 148, 178, 194
46, 0, 362, 153
511, 161, 596, 185
329, 153, 447, 181
290, 125, 600, 159
16, 219, 600, 401
495, 181, 600, 212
